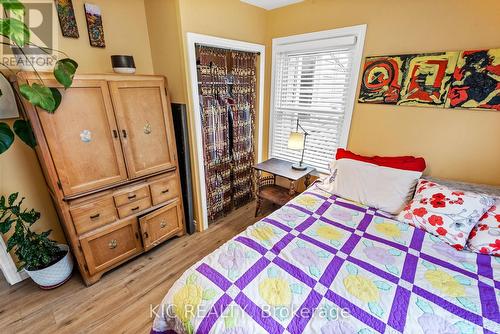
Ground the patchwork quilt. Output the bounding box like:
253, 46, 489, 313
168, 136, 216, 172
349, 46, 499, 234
151, 186, 500, 334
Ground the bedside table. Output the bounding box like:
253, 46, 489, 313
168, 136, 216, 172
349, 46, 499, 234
253, 158, 315, 216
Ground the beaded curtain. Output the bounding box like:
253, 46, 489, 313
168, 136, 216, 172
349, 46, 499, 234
196, 45, 257, 223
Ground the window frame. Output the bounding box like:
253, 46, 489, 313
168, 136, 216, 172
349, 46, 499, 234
269, 25, 367, 174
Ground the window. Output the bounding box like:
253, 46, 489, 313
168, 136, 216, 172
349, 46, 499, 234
269, 25, 366, 173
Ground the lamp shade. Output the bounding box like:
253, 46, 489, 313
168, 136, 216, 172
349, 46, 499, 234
288, 132, 305, 150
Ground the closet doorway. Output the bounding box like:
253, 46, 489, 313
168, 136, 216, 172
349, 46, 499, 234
187, 33, 265, 229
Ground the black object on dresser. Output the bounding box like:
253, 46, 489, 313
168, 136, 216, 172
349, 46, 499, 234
171, 103, 195, 234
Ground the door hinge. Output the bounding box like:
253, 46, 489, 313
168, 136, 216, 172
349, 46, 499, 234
56, 180, 62, 190
135, 232, 140, 240
83, 263, 89, 273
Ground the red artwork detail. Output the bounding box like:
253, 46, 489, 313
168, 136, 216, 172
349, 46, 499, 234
359, 58, 402, 104
448, 49, 500, 111
405, 60, 448, 103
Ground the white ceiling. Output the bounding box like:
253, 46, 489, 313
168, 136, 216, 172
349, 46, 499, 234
240, 0, 304, 10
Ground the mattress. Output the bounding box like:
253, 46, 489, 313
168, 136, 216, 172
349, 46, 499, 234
151, 185, 500, 334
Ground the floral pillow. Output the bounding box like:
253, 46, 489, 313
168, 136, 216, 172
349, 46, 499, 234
397, 179, 495, 250
467, 199, 500, 256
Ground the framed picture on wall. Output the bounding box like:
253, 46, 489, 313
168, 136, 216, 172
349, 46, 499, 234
84, 3, 105, 48
55, 0, 79, 38
446, 49, 500, 111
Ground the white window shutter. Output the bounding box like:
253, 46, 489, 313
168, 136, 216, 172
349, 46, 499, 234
270, 31, 363, 174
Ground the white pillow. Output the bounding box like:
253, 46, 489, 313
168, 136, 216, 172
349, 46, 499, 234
317, 159, 422, 214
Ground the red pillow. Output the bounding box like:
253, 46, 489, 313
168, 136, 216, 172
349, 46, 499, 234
336, 149, 426, 172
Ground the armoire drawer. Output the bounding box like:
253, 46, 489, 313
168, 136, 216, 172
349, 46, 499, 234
117, 196, 152, 219
70, 195, 118, 235
113, 184, 150, 207
79, 218, 143, 275
149, 173, 179, 205
139, 200, 183, 251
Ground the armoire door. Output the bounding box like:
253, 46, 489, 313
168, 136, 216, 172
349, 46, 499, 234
108, 79, 176, 179
35, 79, 128, 196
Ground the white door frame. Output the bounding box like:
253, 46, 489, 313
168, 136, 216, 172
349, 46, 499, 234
0, 236, 27, 285
186, 32, 265, 230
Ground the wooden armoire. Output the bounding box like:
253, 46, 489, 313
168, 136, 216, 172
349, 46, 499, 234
17, 73, 185, 286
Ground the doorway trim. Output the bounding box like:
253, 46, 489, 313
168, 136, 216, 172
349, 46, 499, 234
186, 32, 265, 230
0, 236, 27, 285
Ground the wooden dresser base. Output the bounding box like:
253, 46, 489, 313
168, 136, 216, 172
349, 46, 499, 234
17, 73, 186, 286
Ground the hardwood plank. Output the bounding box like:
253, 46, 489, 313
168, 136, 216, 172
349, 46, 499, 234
0, 201, 274, 334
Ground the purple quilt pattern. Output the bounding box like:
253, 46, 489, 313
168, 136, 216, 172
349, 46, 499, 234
151, 186, 500, 334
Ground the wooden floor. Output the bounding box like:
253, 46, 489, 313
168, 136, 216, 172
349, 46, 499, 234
0, 201, 275, 334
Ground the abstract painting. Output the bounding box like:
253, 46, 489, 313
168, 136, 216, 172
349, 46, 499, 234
446, 49, 500, 111
358, 55, 412, 104
398, 52, 459, 107
84, 3, 105, 48
55, 0, 79, 38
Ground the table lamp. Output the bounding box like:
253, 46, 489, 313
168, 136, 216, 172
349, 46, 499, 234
288, 118, 309, 170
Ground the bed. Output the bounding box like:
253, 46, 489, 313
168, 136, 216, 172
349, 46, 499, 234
151, 185, 500, 334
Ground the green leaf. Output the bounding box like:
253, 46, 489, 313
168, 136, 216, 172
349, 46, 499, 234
0, 122, 14, 154
0, 218, 13, 234
345, 263, 358, 275
385, 264, 400, 275
453, 320, 475, 334
184, 320, 194, 334
0, 0, 25, 12
309, 266, 321, 278
19, 83, 61, 113
290, 283, 304, 294
456, 297, 478, 312
362, 240, 374, 247
267, 266, 279, 278
1, 0, 24, 21
50, 88, 62, 111
54, 58, 78, 88
202, 288, 217, 301
13, 119, 36, 148
296, 240, 306, 248
368, 302, 384, 318
224, 308, 236, 329
415, 297, 434, 314
421, 260, 436, 270
461, 262, 476, 272
373, 280, 392, 291
8, 192, 18, 205
0, 17, 29, 46
388, 249, 402, 256
358, 329, 376, 334
186, 273, 197, 284
6, 235, 17, 252
453, 275, 472, 286
316, 250, 330, 258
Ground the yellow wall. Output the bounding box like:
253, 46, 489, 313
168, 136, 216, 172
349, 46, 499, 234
145, 0, 267, 229
58, 0, 154, 74
1, 0, 154, 247
265, 0, 500, 185
144, 0, 186, 103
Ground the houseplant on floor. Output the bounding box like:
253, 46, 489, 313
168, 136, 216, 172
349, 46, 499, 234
0, 192, 73, 289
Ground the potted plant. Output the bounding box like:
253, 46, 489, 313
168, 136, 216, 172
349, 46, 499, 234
0, 192, 73, 289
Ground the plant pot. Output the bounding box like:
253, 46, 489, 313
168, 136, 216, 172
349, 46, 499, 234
24, 244, 74, 289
